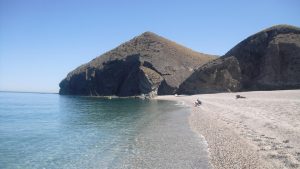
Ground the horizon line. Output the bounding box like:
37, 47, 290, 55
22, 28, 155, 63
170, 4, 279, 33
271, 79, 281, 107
0, 90, 58, 94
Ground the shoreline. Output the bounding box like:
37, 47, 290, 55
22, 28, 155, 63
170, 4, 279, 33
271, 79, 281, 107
118, 100, 211, 168
156, 90, 300, 169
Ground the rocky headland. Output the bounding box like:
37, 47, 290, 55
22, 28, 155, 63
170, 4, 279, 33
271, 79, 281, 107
59, 32, 216, 97
179, 25, 300, 94
60, 25, 300, 96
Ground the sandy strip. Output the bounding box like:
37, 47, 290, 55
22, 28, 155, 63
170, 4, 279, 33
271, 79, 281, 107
157, 90, 300, 169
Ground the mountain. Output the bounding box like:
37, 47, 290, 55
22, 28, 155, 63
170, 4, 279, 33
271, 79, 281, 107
59, 32, 216, 97
178, 24, 300, 94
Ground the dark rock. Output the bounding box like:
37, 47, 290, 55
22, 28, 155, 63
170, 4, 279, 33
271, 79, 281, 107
179, 24, 300, 94
138, 66, 164, 97
59, 32, 216, 97
225, 24, 300, 90
178, 56, 242, 94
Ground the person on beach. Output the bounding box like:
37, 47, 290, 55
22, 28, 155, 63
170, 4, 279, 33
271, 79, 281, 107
236, 95, 246, 99
195, 99, 202, 107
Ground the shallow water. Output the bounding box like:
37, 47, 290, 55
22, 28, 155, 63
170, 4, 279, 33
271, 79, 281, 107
0, 92, 209, 169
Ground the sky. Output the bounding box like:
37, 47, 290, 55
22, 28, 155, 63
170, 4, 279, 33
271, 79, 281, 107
0, 0, 299, 93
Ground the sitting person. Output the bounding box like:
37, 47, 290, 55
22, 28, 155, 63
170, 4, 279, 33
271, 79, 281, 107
194, 99, 202, 106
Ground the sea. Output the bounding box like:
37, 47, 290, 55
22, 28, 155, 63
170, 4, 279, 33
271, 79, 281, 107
0, 92, 210, 169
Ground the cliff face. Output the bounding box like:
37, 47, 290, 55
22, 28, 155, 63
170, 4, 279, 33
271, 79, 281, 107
179, 25, 300, 94
60, 25, 300, 96
225, 25, 300, 90
178, 57, 242, 94
59, 32, 216, 96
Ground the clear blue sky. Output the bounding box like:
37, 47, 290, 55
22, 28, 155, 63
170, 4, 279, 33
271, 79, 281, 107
0, 0, 299, 93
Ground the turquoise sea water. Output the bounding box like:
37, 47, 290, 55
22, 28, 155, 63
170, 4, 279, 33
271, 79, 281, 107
0, 92, 210, 169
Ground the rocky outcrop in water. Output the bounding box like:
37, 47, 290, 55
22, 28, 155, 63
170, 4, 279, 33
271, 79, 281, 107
59, 32, 216, 96
179, 25, 300, 94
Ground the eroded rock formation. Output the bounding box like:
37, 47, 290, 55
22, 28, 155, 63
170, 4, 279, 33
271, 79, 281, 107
60, 25, 300, 96
179, 25, 300, 94
59, 32, 216, 96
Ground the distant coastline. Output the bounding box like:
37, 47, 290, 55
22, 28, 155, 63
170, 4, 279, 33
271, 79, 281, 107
0, 91, 58, 95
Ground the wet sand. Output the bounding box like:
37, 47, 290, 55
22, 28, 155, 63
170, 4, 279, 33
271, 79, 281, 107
157, 90, 300, 169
